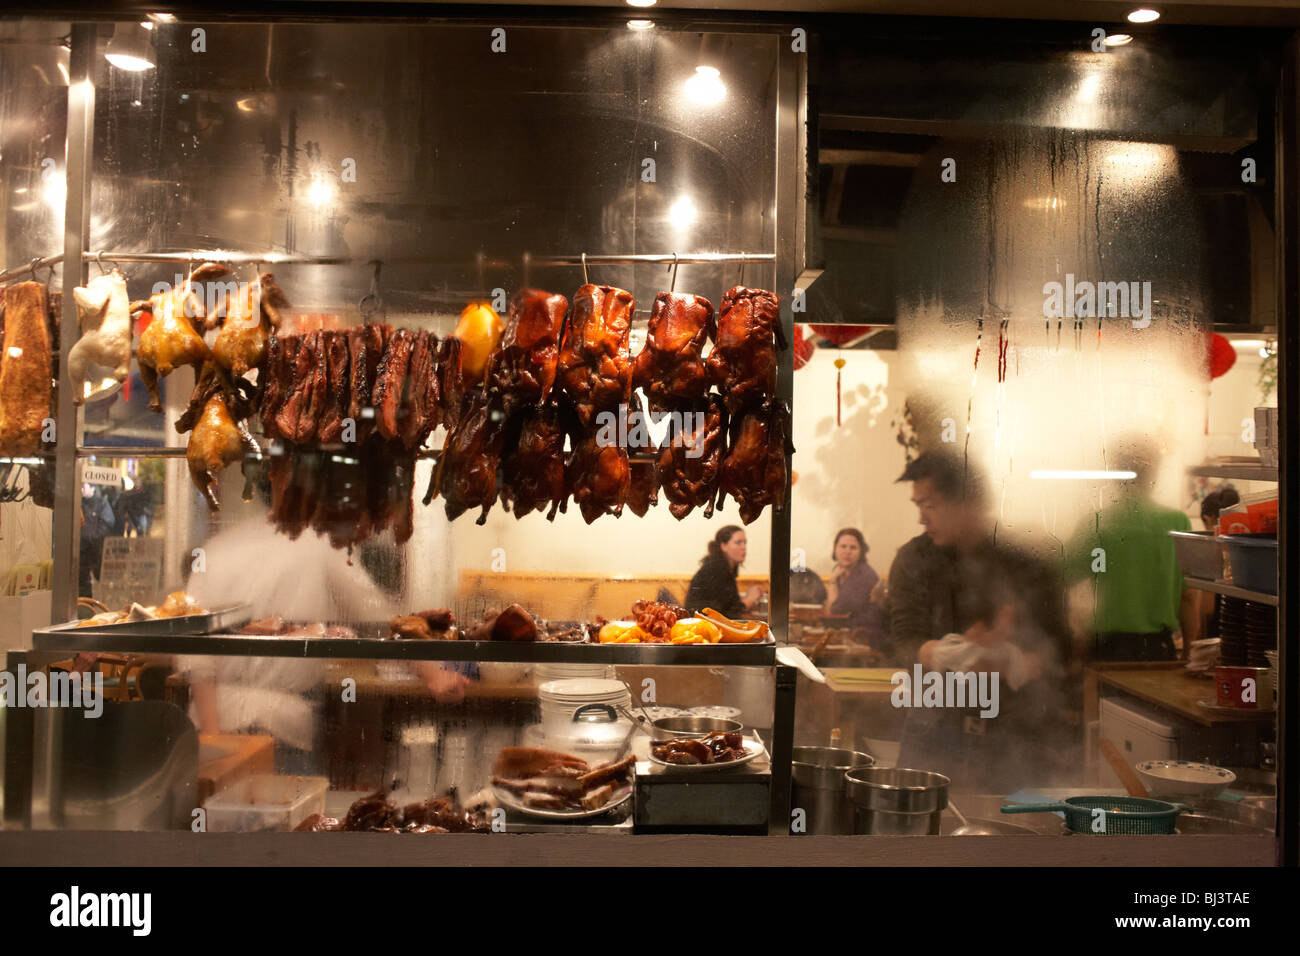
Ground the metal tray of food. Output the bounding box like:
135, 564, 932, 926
38, 603, 253, 636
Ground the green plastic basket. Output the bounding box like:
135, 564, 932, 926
1001, 796, 1187, 835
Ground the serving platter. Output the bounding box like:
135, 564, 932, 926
492, 783, 633, 820
647, 737, 766, 772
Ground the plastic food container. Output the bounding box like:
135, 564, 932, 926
205, 774, 329, 832
1169, 531, 1222, 580
1218, 534, 1278, 594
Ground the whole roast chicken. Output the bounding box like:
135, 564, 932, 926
211, 272, 289, 377
716, 399, 793, 524
657, 395, 726, 520
177, 362, 259, 511
68, 270, 132, 404
632, 291, 715, 413
134, 262, 229, 412
554, 283, 634, 429
485, 288, 568, 414
705, 286, 785, 414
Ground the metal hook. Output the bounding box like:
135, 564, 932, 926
358, 259, 383, 321
522, 251, 532, 289
667, 253, 680, 294
95, 251, 108, 276
581, 252, 589, 286
29, 257, 42, 281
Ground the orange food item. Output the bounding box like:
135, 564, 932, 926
599, 621, 654, 644
699, 608, 769, 643
668, 618, 722, 644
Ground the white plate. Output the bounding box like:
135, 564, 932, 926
648, 737, 765, 771
1136, 760, 1236, 798
492, 783, 632, 820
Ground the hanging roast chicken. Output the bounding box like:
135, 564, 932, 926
554, 283, 634, 429
716, 398, 793, 524
134, 262, 229, 412
174, 361, 260, 511
705, 286, 785, 414
211, 272, 289, 377
485, 288, 568, 415
69, 269, 131, 404
632, 291, 715, 414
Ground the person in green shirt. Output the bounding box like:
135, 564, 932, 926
1064, 442, 1198, 661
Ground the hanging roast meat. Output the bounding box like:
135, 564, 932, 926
397, 329, 440, 451
437, 335, 468, 432
0, 281, 53, 455
135, 262, 228, 412
554, 283, 634, 429
211, 272, 289, 377
716, 399, 793, 524
567, 429, 630, 524
500, 403, 568, 520
705, 286, 785, 414
315, 331, 353, 445
485, 288, 568, 415
632, 291, 716, 413
372, 327, 416, 442
427, 388, 506, 523
657, 395, 726, 520
624, 458, 659, 517
68, 269, 131, 405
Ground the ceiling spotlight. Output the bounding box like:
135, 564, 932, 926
1105, 34, 1133, 46
1127, 8, 1160, 23
684, 65, 726, 105
627, 19, 655, 30
104, 23, 156, 72
147, 12, 178, 23
626, 0, 657, 7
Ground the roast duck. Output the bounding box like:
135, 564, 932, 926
554, 283, 634, 429
175, 361, 260, 510
717, 398, 793, 524
297, 789, 489, 833
485, 288, 567, 414
491, 746, 636, 813
657, 394, 726, 520
632, 291, 716, 413
68, 270, 131, 404
133, 262, 229, 412
211, 272, 289, 377
706, 286, 785, 414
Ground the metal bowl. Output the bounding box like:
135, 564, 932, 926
845, 767, 950, 814
648, 715, 743, 741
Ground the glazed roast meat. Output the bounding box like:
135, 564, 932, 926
485, 288, 568, 414
314, 331, 353, 444
428, 388, 505, 524
0, 281, 53, 455
566, 428, 629, 524
716, 399, 793, 524
705, 286, 784, 414
399, 329, 441, 451
632, 291, 716, 413
134, 262, 228, 412
554, 283, 634, 429
211, 271, 289, 377
657, 395, 725, 520
500, 403, 569, 520
372, 327, 416, 442
623, 458, 659, 517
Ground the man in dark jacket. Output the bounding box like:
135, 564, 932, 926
888, 452, 1074, 792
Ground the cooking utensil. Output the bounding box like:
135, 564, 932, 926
643, 715, 744, 741
791, 746, 874, 834
1134, 760, 1236, 799
948, 800, 1037, 836
1100, 738, 1151, 798
846, 767, 949, 835
1001, 796, 1188, 834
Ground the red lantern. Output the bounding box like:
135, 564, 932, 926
793, 324, 816, 370
1208, 333, 1236, 379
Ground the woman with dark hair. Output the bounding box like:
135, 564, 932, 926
684, 525, 765, 616
823, 527, 888, 646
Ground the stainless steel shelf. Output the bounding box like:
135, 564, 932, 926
1183, 576, 1279, 607
30, 629, 778, 664
1187, 463, 1278, 481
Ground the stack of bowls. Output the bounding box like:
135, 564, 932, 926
539, 679, 631, 735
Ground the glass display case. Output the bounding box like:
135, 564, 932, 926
0, 7, 1293, 868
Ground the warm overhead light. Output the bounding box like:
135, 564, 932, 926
105, 23, 156, 72
307, 176, 336, 208
1075, 73, 1102, 102
684, 65, 726, 105
1030, 470, 1138, 480
1105, 34, 1133, 46
1127, 8, 1160, 23
668, 195, 697, 229
140, 21, 153, 30
1023, 196, 1063, 211
627, 19, 655, 30
626, 0, 657, 6
147, 12, 178, 23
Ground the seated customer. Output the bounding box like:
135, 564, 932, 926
823, 528, 888, 648
685, 525, 764, 617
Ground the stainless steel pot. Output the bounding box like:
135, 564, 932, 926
846, 767, 950, 835
791, 747, 875, 835
642, 715, 744, 741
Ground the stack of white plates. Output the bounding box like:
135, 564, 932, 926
539, 678, 630, 732
534, 663, 613, 684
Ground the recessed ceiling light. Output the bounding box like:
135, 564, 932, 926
1105, 33, 1133, 46
148, 12, 178, 23
626, 0, 657, 7
627, 19, 655, 30
1127, 8, 1160, 23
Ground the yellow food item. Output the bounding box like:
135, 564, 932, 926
699, 608, 769, 643
668, 618, 722, 645
598, 621, 652, 644
454, 301, 503, 383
